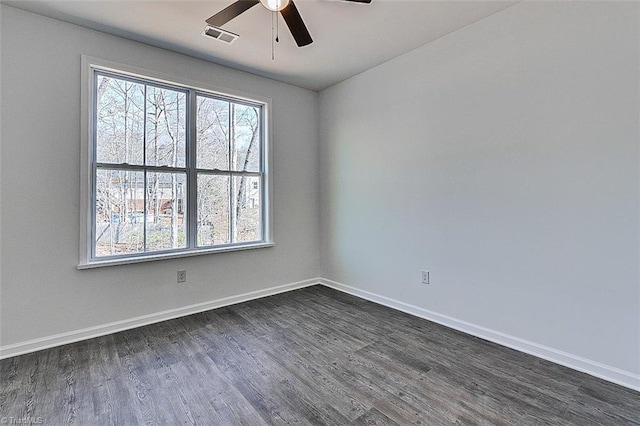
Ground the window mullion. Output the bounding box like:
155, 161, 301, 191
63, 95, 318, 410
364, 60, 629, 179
195, 169, 260, 177
229, 104, 235, 244
143, 84, 148, 252
188, 90, 198, 248
95, 163, 187, 173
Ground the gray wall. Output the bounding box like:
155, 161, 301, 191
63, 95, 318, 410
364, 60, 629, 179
0, 6, 320, 346
319, 1, 639, 374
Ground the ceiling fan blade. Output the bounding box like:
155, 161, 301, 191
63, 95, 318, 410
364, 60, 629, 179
342, 0, 372, 3
206, 0, 259, 27
280, 1, 313, 47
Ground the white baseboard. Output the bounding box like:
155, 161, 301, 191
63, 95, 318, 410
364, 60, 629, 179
319, 278, 640, 392
0, 278, 319, 360
2, 276, 638, 392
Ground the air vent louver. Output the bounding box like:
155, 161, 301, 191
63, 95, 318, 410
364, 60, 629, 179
202, 26, 239, 44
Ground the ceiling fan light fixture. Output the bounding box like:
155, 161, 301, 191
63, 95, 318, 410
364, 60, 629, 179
259, 0, 290, 12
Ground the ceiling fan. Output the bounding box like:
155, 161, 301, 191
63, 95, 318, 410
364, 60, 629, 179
205, 0, 372, 47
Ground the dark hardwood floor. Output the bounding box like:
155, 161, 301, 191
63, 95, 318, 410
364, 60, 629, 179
1, 285, 638, 425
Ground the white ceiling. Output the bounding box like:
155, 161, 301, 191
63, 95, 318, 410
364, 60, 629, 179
3, 0, 519, 91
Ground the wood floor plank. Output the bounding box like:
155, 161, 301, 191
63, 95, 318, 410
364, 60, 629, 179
327, 356, 443, 424
204, 324, 312, 424
258, 342, 373, 421
1, 285, 638, 425
173, 355, 266, 426
351, 407, 401, 425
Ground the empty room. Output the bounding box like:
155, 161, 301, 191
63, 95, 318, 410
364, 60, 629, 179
1, 0, 638, 424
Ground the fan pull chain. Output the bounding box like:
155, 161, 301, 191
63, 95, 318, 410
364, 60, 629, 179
271, 11, 280, 60
271, 11, 275, 60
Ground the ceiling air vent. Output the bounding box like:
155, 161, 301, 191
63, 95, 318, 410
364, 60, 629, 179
202, 26, 239, 44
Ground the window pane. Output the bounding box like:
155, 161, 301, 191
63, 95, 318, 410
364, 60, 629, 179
145, 172, 187, 251
232, 104, 261, 172
96, 76, 144, 165
146, 86, 186, 167
197, 174, 230, 246
232, 176, 262, 243
196, 96, 229, 170
95, 169, 145, 256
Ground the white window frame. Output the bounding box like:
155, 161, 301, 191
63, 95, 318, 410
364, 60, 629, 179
78, 56, 273, 269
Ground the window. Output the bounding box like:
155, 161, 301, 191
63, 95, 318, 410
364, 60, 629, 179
79, 57, 272, 268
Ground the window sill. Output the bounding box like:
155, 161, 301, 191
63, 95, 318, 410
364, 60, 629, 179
77, 242, 274, 270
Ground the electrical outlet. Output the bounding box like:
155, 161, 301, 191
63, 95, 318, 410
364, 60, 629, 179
421, 270, 430, 285
177, 270, 187, 283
